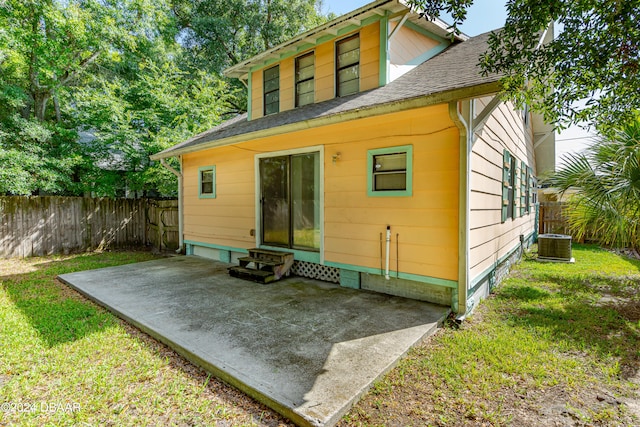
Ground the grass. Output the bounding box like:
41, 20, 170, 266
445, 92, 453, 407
0, 251, 290, 426
341, 244, 640, 426
2, 245, 639, 426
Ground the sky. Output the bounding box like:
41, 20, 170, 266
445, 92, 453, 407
323, 0, 594, 163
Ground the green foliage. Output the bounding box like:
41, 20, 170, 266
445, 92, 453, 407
0, 0, 329, 197
408, 0, 640, 129
547, 120, 640, 250
174, 0, 328, 73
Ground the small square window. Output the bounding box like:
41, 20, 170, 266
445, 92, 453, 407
367, 145, 412, 197
199, 166, 216, 198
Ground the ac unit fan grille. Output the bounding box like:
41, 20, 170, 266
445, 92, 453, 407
538, 234, 572, 260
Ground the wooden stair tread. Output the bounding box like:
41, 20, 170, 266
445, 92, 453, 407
238, 256, 282, 267
248, 248, 294, 257
228, 266, 276, 284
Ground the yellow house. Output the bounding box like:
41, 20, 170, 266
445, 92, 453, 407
151, 0, 555, 316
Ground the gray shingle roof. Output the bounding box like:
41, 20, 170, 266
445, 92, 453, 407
152, 30, 501, 159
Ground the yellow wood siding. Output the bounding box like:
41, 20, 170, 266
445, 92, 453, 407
251, 71, 263, 120
182, 104, 459, 281
315, 42, 334, 102
279, 57, 294, 112
469, 98, 536, 282
359, 23, 380, 91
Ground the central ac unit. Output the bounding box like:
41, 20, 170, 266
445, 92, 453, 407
538, 234, 574, 262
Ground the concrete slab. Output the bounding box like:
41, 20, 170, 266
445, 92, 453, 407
58, 256, 449, 427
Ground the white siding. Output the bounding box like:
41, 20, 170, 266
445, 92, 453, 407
469, 98, 536, 285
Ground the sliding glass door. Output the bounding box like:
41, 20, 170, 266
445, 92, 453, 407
260, 152, 320, 251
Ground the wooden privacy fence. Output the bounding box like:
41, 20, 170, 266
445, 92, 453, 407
146, 199, 179, 252
0, 197, 178, 258
539, 202, 570, 236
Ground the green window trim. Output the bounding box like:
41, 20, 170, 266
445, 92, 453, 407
529, 167, 537, 207
520, 160, 528, 216
501, 150, 511, 222
198, 166, 216, 199
367, 145, 413, 197
512, 157, 519, 218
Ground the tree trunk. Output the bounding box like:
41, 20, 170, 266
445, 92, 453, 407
53, 95, 62, 123
33, 91, 50, 122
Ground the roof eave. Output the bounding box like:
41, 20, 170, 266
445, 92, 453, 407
223, 0, 466, 79
150, 81, 501, 161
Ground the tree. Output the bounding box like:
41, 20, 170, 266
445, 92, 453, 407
173, 0, 328, 73
173, 0, 330, 114
407, 0, 640, 130
546, 119, 640, 251
0, 0, 230, 196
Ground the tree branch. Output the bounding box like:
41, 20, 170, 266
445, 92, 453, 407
59, 51, 100, 87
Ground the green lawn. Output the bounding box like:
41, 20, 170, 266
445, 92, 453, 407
2, 246, 638, 426
342, 244, 640, 426
0, 251, 290, 426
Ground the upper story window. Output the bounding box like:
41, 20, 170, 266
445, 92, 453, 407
295, 52, 315, 108
263, 65, 280, 115
336, 34, 359, 97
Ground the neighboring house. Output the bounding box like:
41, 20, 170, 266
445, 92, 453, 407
151, 0, 555, 316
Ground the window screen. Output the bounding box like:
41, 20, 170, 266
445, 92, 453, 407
336, 34, 359, 97
263, 65, 280, 115
295, 52, 315, 107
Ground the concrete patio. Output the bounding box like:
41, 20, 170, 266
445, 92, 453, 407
58, 255, 449, 426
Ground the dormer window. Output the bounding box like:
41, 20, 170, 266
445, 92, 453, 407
295, 52, 315, 107
264, 65, 280, 115
336, 34, 360, 97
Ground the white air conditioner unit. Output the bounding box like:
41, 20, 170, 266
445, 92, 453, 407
538, 234, 574, 262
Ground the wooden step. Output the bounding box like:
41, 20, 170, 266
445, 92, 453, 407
248, 248, 294, 263
228, 266, 276, 284
238, 256, 281, 269
228, 248, 295, 284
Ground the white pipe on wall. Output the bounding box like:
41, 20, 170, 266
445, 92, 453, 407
385, 225, 391, 280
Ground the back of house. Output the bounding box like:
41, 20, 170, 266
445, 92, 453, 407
152, 0, 555, 315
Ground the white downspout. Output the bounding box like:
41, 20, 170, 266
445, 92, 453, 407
160, 157, 184, 253
448, 100, 473, 316
385, 225, 391, 280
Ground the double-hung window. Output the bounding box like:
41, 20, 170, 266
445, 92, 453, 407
199, 166, 216, 199
502, 150, 515, 222
295, 52, 315, 107
367, 145, 413, 197
263, 65, 280, 115
336, 34, 359, 97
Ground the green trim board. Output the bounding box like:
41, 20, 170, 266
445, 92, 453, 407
247, 70, 252, 121
379, 13, 389, 86
198, 165, 216, 199
184, 240, 249, 255
404, 20, 451, 46
367, 144, 413, 197
324, 260, 457, 288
